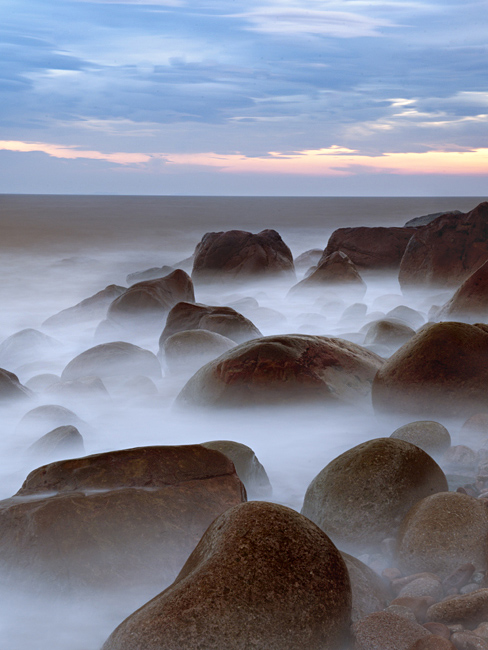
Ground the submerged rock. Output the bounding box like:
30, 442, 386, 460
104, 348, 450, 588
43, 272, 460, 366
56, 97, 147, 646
101, 501, 352, 650
0, 328, 62, 370
126, 265, 175, 285
27, 425, 85, 461
0, 368, 32, 403
175, 334, 383, 409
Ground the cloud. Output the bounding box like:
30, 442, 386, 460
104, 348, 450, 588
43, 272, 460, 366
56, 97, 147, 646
0, 140, 151, 165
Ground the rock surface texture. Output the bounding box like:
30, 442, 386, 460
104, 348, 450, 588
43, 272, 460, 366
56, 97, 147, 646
437, 260, 488, 322
101, 501, 352, 650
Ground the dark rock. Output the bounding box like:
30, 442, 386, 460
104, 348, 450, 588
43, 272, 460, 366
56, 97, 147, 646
191, 229, 295, 283
390, 421, 451, 458
363, 318, 415, 350
43, 285, 126, 329
176, 334, 383, 409
159, 301, 262, 347
399, 202, 488, 289
126, 265, 175, 286
404, 210, 462, 228
101, 501, 352, 650
301, 437, 448, 553
61, 341, 161, 382
396, 492, 488, 578
288, 251, 366, 297
372, 322, 488, 418
294, 248, 323, 272
322, 226, 416, 271
438, 261, 488, 323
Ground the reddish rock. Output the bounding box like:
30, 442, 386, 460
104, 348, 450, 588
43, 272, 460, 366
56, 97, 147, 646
301, 438, 447, 553
396, 492, 488, 579
390, 596, 436, 623
191, 229, 295, 283
399, 202, 488, 289
288, 251, 366, 296
372, 322, 488, 418
352, 611, 431, 650
443, 565, 477, 592
102, 502, 352, 650
423, 622, 452, 638
450, 631, 488, 649
159, 301, 261, 347
363, 318, 415, 349
322, 226, 416, 270
410, 637, 457, 650
175, 334, 383, 409
107, 269, 194, 326
437, 261, 488, 323
0, 445, 245, 592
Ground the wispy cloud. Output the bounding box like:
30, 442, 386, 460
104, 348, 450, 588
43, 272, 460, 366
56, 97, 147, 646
0, 141, 151, 165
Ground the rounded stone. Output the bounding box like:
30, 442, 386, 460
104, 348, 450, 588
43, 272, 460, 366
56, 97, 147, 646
390, 421, 451, 458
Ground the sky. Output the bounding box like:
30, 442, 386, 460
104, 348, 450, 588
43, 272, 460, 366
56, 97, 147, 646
1, 0, 488, 195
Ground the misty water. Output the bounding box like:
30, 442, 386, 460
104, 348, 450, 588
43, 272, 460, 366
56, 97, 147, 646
0, 194, 484, 649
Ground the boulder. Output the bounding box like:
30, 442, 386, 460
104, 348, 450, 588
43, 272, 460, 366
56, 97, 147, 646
163, 329, 235, 373
27, 425, 85, 460
294, 248, 323, 273
0, 368, 32, 403
352, 611, 431, 650
61, 341, 161, 382
288, 251, 366, 297
126, 265, 175, 286
372, 322, 488, 418
363, 318, 415, 350
386, 305, 425, 329
399, 202, 488, 289
45, 375, 109, 402
175, 334, 384, 409
159, 301, 262, 347
201, 440, 272, 499
301, 437, 448, 553
322, 226, 416, 271
101, 502, 352, 650
437, 260, 488, 322
191, 229, 295, 283
341, 552, 390, 623
106, 269, 194, 327
0, 445, 245, 591
404, 210, 462, 228
396, 492, 488, 578
42, 285, 126, 329
390, 421, 451, 458
0, 328, 62, 370
427, 589, 488, 628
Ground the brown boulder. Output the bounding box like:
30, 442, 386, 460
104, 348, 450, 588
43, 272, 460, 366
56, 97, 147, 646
390, 421, 452, 458
175, 334, 383, 409
372, 322, 488, 418
396, 492, 488, 578
322, 226, 416, 270
301, 437, 448, 553
159, 301, 261, 347
410, 638, 456, 650
191, 228, 295, 283
427, 589, 488, 628
288, 251, 366, 297
363, 318, 416, 350
107, 269, 194, 327
0, 445, 245, 591
61, 341, 161, 381
399, 202, 488, 289
437, 260, 488, 322
352, 611, 431, 650
101, 501, 352, 650
42, 284, 126, 329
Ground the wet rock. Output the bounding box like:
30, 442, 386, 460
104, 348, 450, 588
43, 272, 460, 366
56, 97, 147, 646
390, 421, 451, 458
0, 445, 245, 591
427, 590, 488, 628
61, 341, 161, 382
372, 322, 488, 418
27, 425, 85, 460
322, 226, 416, 271
352, 611, 431, 650
396, 492, 488, 578
176, 334, 383, 409
201, 440, 272, 499
106, 269, 194, 329
126, 265, 175, 285
341, 551, 390, 623
437, 261, 488, 323
101, 501, 352, 650
191, 228, 295, 283
163, 329, 235, 373
301, 437, 447, 553
399, 202, 488, 290
43, 285, 126, 329
159, 301, 262, 347
288, 251, 366, 297
0, 328, 63, 370
363, 318, 415, 350
0, 368, 32, 403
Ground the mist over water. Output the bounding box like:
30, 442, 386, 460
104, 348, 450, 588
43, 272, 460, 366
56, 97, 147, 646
0, 194, 484, 649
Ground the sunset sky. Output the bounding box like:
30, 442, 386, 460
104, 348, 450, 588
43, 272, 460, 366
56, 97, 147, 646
2, 0, 487, 195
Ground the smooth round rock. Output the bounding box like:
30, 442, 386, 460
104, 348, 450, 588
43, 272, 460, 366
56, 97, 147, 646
427, 589, 488, 628
163, 329, 235, 372
390, 421, 451, 458
352, 611, 431, 650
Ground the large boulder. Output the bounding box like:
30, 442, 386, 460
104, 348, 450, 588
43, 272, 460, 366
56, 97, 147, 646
301, 437, 448, 553
42, 285, 126, 329
106, 269, 194, 328
399, 202, 488, 289
396, 491, 488, 578
322, 226, 416, 271
61, 341, 161, 381
437, 260, 488, 322
159, 301, 261, 347
175, 334, 384, 409
101, 501, 352, 650
191, 229, 295, 283
372, 322, 488, 418
0, 445, 245, 591
288, 251, 366, 297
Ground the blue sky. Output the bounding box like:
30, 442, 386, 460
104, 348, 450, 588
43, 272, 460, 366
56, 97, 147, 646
1, 0, 487, 195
